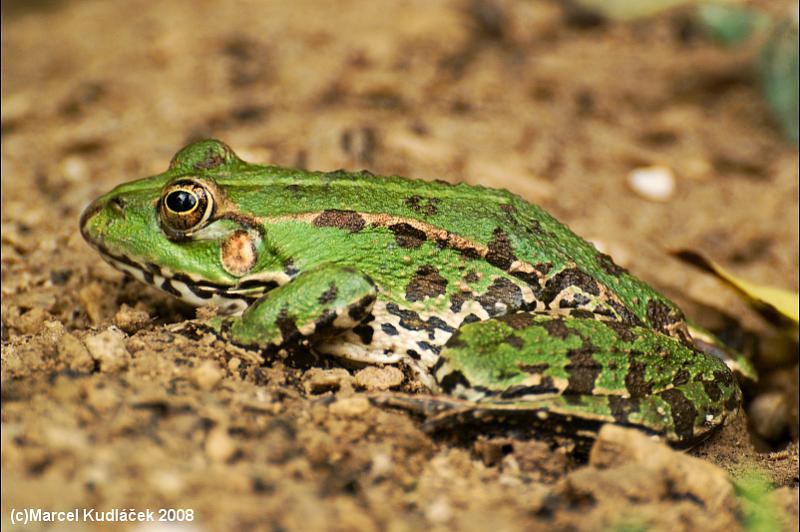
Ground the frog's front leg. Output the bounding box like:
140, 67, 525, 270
215, 264, 377, 355
384, 312, 740, 448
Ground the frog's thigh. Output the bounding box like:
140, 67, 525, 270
225, 264, 376, 351
431, 312, 739, 446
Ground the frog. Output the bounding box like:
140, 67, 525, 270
79, 139, 741, 448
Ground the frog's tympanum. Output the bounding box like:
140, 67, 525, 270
81, 139, 740, 448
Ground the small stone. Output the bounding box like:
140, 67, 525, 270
192, 360, 224, 391
85, 384, 121, 413
205, 426, 237, 463
79, 282, 112, 325
61, 155, 89, 182
354, 365, 404, 391
58, 333, 94, 373
113, 304, 150, 333
590, 425, 735, 513
369, 451, 394, 479
16, 307, 51, 335
83, 328, 131, 373
329, 395, 371, 417
627, 165, 676, 202
748, 391, 789, 442
302, 368, 353, 394
425, 496, 453, 524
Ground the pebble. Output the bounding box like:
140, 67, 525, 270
83, 328, 131, 372
748, 391, 789, 442
329, 396, 371, 417
205, 426, 237, 463
425, 496, 453, 524
58, 333, 94, 373
113, 304, 151, 333
354, 365, 404, 391
192, 360, 224, 391
85, 384, 121, 413
302, 368, 353, 394
589, 425, 734, 513
16, 307, 52, 335
627, 165, 676, 202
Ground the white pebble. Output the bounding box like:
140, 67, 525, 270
627, 166, 676, 202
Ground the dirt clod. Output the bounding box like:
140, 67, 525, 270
354, 365, 404, 390
83, 328, 131, 372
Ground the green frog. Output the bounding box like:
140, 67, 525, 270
80, 139, 740, 448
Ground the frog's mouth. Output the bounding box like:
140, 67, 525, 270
89, 241, 274, 315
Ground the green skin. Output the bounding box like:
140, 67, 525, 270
80, 139, 740, 447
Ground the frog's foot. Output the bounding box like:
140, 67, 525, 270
423, 312, 741, 448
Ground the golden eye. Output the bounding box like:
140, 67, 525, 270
159, 179, 214, 235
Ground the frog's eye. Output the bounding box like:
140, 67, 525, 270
159, 179, 214, 235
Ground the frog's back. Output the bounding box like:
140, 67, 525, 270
219, 165, 687, 338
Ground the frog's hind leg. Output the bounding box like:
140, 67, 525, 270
410, 312, 740, 448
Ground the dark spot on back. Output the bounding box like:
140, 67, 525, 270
607, 299, 643, 327
647, 299, 685, 336
389, 223, 427, 248
510, 270, 541, 291
318, 283, 338, 304
541, 267, 600, 304
603, 320, 637, 342
625, 354, 653, 398
406, 265, 448, 302
486, 228, 516, 270
499, 203, 516, 214
597, 252, 627, 278
283, 258, 299, 276
313, 209, 365, 232
463, 271, 480, 283
659, 388, 698, 443
518, 363, 549, 374
404, 195, 439, 216
450, 291, 472, 313
500, 312, 537, 330
564, 347, 601, 395
461, 313, 481, 325
505, 335, 524, 348
696, 373, 723, 402
458, 247, 482, 260
477, 277, 524, 316
542, 319, 571, 339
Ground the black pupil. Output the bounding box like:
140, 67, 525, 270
166, 190, 197, 213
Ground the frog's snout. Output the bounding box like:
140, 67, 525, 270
79, 196, 126, 243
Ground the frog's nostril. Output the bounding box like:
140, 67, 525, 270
109, 197, 126, 215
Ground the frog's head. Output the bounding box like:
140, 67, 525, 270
80, 139, 282, 314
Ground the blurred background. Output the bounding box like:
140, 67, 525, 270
2, 1, 798, 530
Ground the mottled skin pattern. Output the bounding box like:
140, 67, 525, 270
80, 139, 740, 447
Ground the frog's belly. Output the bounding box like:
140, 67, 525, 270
317, 299, 493, 382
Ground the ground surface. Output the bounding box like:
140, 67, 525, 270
2, 0, 798, 530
